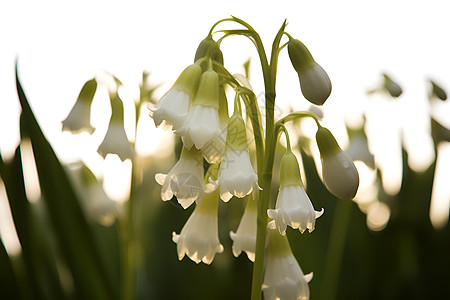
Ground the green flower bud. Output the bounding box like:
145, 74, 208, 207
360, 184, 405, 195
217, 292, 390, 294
279, 150, 302, 188
225, 112, 248, 152
382, 73, 402, 98
193, 70, 220, 108
173, 64, 203, 99
430, 79, 447, 101
316, 127, 359, 200
316, 127, 341, 158
288, 39, 315, 72
194, 36, 224, 65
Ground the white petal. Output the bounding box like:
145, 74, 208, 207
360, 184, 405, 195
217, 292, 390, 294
154, 173, 167, 185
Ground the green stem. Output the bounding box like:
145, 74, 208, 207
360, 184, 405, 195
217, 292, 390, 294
120, 104, 142, 300
319, 199, 352, 300
251, 21, 286, 300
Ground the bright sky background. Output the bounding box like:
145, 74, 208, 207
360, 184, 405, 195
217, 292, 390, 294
1, 0, 450, 249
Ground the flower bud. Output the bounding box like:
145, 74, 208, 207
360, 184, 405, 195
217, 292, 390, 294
382, 73, 402, 98
429, 79, 447, 101
288, 39, 332, 105
194, 36, 224, 65
316, 127, 359, 200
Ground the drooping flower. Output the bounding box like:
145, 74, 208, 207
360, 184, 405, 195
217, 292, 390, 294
346, 124, 375, 169
97, 94, 134, 162
155, 146, 205, 209
150, 64, 202, 130
62, 78, 97, 134
201, 85, 228, 163
316, 126, 359, 200
175, 70, 221, 150
268, 149, 323, 235
230, 196, 257, 261
69, 163, 118, 226
262, 228, 313, 300
288, 38, 332, 106
172, 189, 224, 264
216, 112, 259, 202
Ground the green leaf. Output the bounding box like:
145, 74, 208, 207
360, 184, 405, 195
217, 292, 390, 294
15, 63, 115, 300
0, 237, 21, 299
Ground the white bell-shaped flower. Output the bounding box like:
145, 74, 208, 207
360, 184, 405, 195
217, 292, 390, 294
230, 197, 257, 261
263, 228, 313, 300
216, 112, 259, 202
268, 150, 323, 235
316, 126, 359, 200
62, 78, 97, 134
176, 70, 221, 150
155, 146, 204, 209
69, 164, 119, 226
97, 94, 134, 162
201, 87, 228, 163
150, 64, 202, 130
172, 189, 224, 264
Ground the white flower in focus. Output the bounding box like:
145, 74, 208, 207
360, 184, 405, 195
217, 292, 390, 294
201, 125, 227, 164
172, 190, 223, 264
150, 64, 202, 130
62, 78, 97, 134
268, 185, 323, 235
263, 228, 312, 300
216, 112, 259, 202
177, 105, 220, 150
97, 95, 134, 162
175, 70, 221, 150
201, 85, 229, 163
218, 150, 259, 202
268, 150, 323, 235
316, 126, 359, 200
230, 197, 257, 261
155, 147, 204, 209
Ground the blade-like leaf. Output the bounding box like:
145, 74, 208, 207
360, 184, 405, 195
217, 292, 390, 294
0, 234, 21, 299
15, 63, 115, 300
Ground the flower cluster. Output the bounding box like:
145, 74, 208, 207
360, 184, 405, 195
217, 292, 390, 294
151, 41, 260, 263
61, 75, 134, 162
151, 18, 359, 299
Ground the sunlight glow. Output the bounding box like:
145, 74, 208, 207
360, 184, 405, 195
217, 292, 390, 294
365, 95, 403, 195
366, 201, 391, 232
135, 105, 176, 158
0, 182, 21, 256
20, 139, 41, 203
429, 142, 450, 229
102, 155, 132, 203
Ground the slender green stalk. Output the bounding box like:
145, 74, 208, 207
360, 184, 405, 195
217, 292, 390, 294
120, 161, 139, 300
250, 21, 284, 300
210, 18, 290, 299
